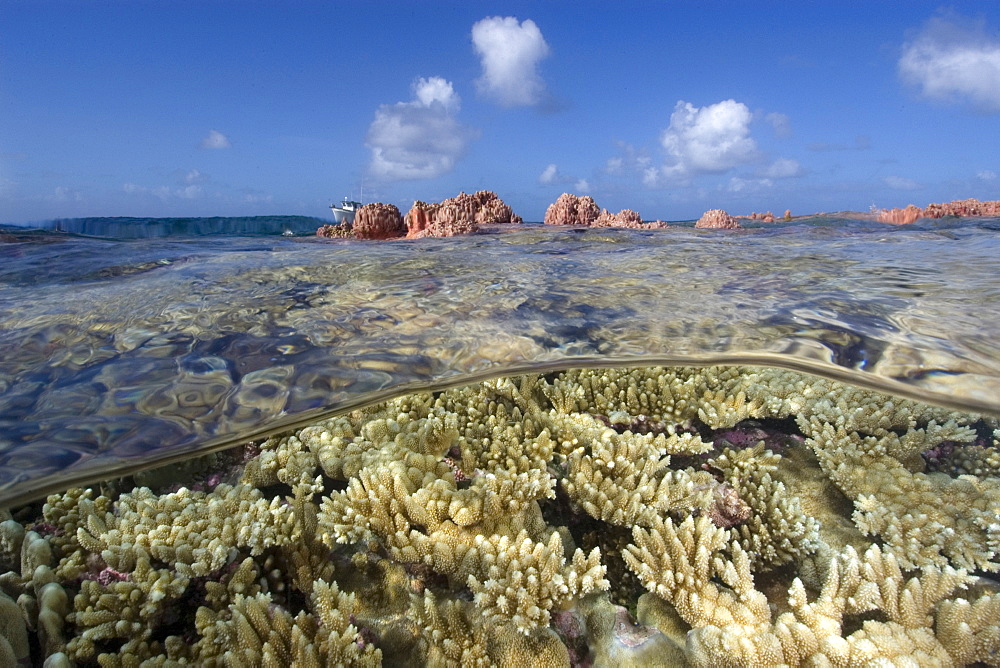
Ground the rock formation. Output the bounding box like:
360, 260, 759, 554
544, 193, 601, 226
878, 198, 1000, 224
315, 223, 352, 238
352, 203, 406, 240
877, 204, 923, 225
695, 209, 740, 229
592, 208, 669, 229
405, 191, 522, 238
923, 198, 1000, 217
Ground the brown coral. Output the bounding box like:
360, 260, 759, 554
695, 209, 741, 229
544, 193, 600, 226
353, 202, 406, 240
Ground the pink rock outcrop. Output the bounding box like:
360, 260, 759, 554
878, 198, 1000, 225
877, 204, 923, 226
747, 211, 775, 223
544, 193, 601, 226
592, 208, 669, 229
316, 223, 352, 238
404, 191, 522, 238
695, 209, 740, 229
353, 202, 406, 240
923, 198, 1000, 217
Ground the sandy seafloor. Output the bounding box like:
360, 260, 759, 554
0, 214, 999, 666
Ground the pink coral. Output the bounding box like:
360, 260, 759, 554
695, 209, 740, 229
544, 193, 601, 226
353, 202, 406, 240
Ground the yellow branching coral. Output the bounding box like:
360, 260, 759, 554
8, 363, 1000, 665
76, 483, 297, 578
809, 422, 1000, 571
623, 515, 769, 629
558, 411, 713, 526
467, 530, 607, 634
417, 590, 491, 666
709, 446, 821, 570
194, 582, 381, 667
543, 366, 706, 424
65, 550, 190, 664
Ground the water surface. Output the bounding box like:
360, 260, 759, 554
1, 216, 998, 505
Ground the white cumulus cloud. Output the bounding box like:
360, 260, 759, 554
539, 163, 560, 184
200, 129, 231, 149
367, 77, 478, 182
651, 100, 759, 183
538, 163, 588, 192
472, 16, 550, 107
977, 169, 997, 180
899, 14, 1000, 112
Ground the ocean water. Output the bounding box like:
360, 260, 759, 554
1, 215, 999, 505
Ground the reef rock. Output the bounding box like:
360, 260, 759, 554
405, 191, 521, 239
877, 204, 923, 226
923, 198, 1000, 218
695, 209, 740, 229
353, 202, 406, 240
315, 223, 352, 238
591, 209, 669, 229
544, 193, 601, 226
878, 198, 1000, 224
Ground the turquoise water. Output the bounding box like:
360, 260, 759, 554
1, 215, 999, 505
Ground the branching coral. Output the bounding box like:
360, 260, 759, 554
810, 423, 1000, 571
557, 411, 713, 526
3, 363, 999, 665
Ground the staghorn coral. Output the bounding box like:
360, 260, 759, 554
2, 363, 999, 665
809, 422, 1000, 572
74, 482, 297, 578
557, 410, 714, 526
708, 446, 821, 570
194, 581, 382, 666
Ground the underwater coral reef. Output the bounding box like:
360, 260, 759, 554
1, 365, 999, 666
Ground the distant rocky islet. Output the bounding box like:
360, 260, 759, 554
316, 191, 1000, 239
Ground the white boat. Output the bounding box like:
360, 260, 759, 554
330, 197, 362, 225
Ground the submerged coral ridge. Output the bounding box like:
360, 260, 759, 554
1, 364, 999, 665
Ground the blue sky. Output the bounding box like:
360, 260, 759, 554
3, 1, 1000, 224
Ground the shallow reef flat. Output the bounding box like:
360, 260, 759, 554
2, 364, 999, 666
